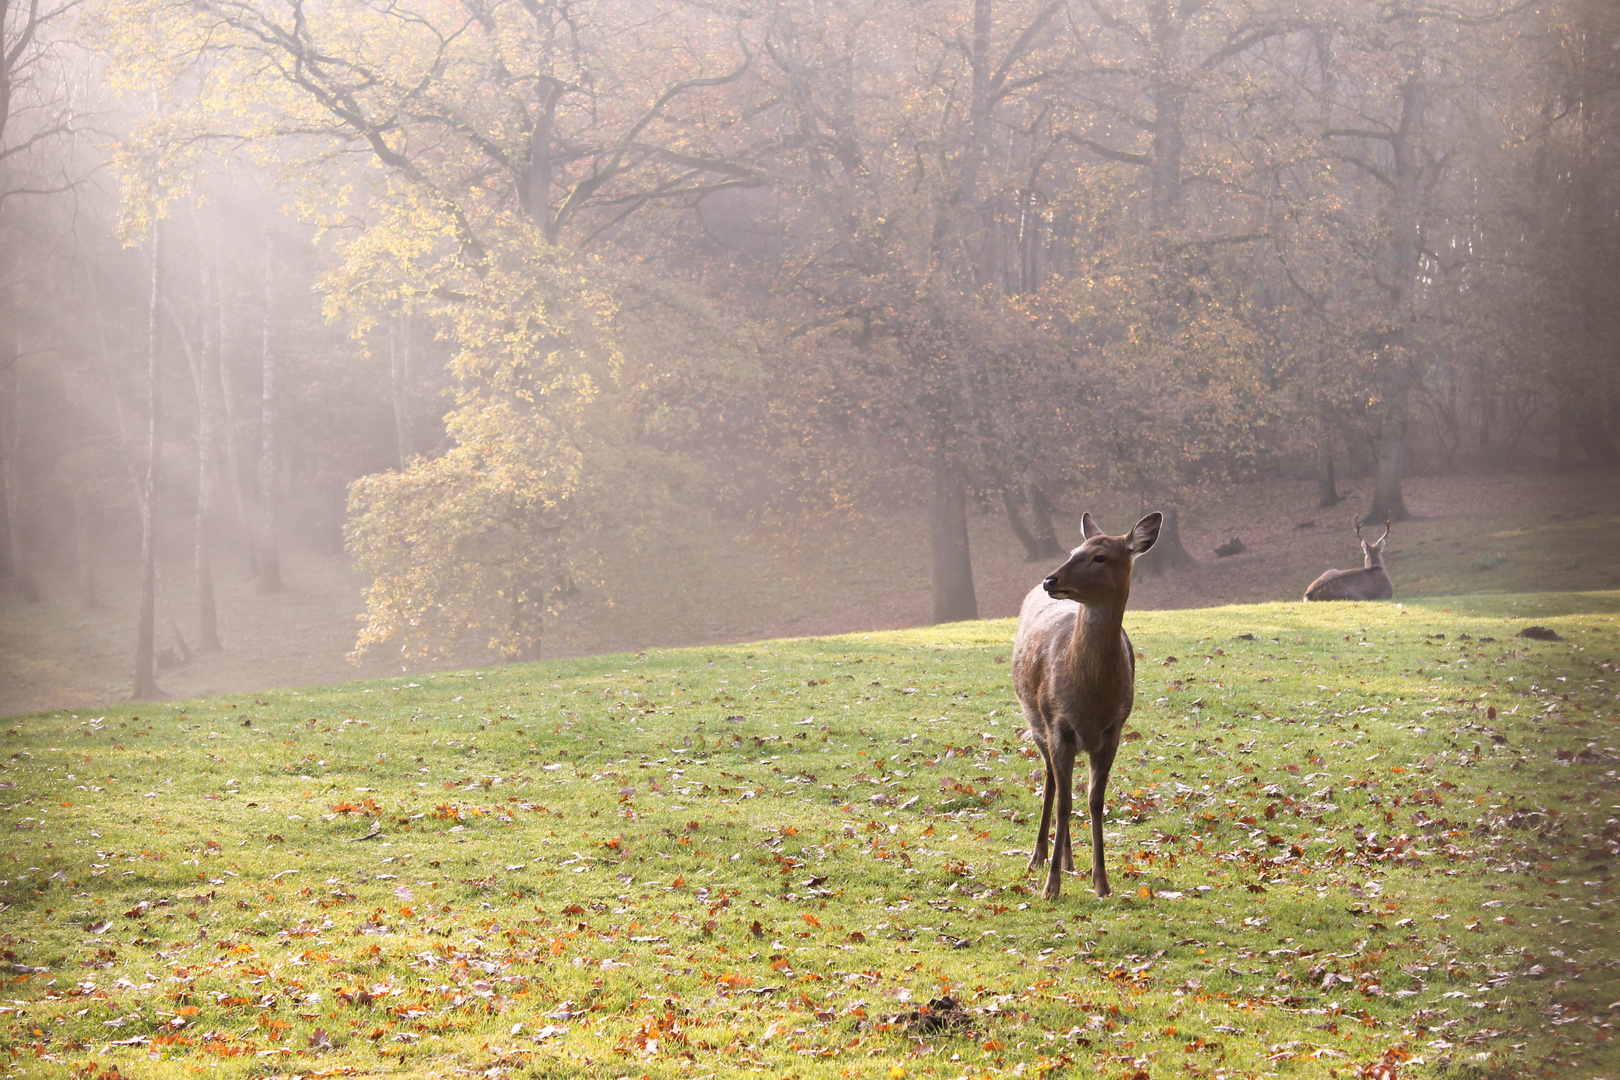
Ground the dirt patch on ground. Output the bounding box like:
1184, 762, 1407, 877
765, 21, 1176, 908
3, 469, 1617, 716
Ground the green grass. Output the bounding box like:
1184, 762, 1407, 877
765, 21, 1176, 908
1, 592, 1616, 1080
1392, 508, 1620, 599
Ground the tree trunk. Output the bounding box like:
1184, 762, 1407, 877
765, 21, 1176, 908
1367, 376, 1412, 523
1555, 393, 1576, 475
195, 459, 221, 650
1132, 507, 1196, 581
1146, 5, 1187, 234
528, 75, 563, 241
1027, 481, 1065, 558
389, 312, 413, 469
928, 453, 978, 623
211, 230, 257, 579
73, 488, 98, 609
257, 231, 282, 592
1308, 349, 1341, 508
1148, 80, 1186, 233
1366, 72, 1424, 525
82, 267, 150, 514
1577, 397, 1619, 464
181, 238, 223, 650
133, 223, 164, 701
1316, 436, 1340, 509
0, 377, 11, 586
1, 353, 38, 602
999, 484, 1046, 562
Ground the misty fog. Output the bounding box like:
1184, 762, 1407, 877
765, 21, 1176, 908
0, 0, 1616, 713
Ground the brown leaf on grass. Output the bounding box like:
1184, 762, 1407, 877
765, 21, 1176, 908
85, 919, 111, 935
1357, 1043, 1412, 1079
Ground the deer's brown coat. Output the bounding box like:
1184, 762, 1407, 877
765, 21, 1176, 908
1304, 518, 1394, 601
1012, 512, 1160, 899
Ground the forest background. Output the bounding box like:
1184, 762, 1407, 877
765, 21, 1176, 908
0, 0, 1616, 706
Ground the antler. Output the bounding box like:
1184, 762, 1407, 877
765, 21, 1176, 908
1354, 518, 1364, 542
1378, 515, 1391, 544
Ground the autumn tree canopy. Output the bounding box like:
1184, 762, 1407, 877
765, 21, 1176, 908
0, 0, 1615, 672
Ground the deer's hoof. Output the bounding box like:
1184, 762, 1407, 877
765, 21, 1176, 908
1095, 880, 1111, 898
1042, 880, 1061, 901
1027, 852, 1048, 871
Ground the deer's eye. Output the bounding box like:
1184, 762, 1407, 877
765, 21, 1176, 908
1092, 555, 1107, 564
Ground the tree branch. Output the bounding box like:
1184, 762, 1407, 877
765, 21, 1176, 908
1060, 131, 1150, 167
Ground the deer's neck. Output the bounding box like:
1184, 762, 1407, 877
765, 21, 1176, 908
1067, 599, 1127, 681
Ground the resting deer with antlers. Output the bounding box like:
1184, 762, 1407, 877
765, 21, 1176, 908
1303, 517, 1394, 602
1012, 512, 1161, 900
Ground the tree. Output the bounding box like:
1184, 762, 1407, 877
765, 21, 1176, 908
131, 218, 163, 700
0, 0, 81, 205
743, 0, 1087, 619
101, 0, 770, 657
1315, 0, 1524, 520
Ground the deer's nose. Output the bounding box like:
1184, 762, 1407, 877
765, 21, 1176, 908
1042, 575, 1060, 592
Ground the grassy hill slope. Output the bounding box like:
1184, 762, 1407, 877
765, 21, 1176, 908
0, 590, 1615, 1078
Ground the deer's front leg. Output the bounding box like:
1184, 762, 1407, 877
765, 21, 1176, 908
1044, 739, 1077, 901
1028, 753, 1056, 871
1088, 745, 1117, 898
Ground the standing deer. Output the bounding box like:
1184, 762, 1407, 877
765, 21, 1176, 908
1012, 511, 1161, 900
1303, 517, 1394, 601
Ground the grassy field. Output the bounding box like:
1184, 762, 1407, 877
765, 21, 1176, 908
0, 590, 1616, 1079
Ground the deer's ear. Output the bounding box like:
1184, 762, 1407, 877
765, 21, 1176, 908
1080, 512, 1102, 540
1129, 512, 1163, 555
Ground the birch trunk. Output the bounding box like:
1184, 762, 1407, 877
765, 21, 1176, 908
133, 223, 164, 700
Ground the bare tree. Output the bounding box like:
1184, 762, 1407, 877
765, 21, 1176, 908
0, 0, 80, 198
